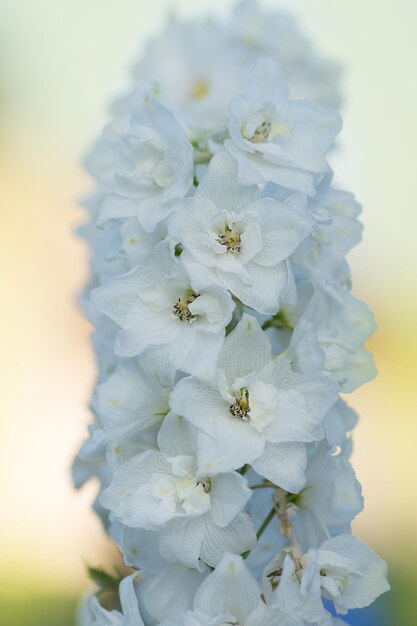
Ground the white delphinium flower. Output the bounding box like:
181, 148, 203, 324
302, 287, 377, 392
171, 151, 313, 314
279, 319, 360, 448
92, 354, 174, 459
263, 535, 389, 624
225, 59, 342, 195
231, 0, 342, 108
88, 90, 194, 232
83, 574, 144, 626
289, 442, 364, 551
101, 413, 256, 569
171, 315, 337, 492
266, 284, 377, 393
134, 18, 256, 134
292, 188, 363, 295
92, 244, 234, 378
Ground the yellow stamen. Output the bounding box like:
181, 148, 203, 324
191, 79, 209, 101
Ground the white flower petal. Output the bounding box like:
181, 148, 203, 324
197, 151, 259, 211
157, 412, 197, 457
221, 262, 289, 314
318, 535, 390, 611
210, 472, 252, 527
119, 573, 144, 626
218, 314, 272, 380
252, 442, 307, 492
199, 513, 257, 568
251, 198, 313, 266
160, 518, 206, 570
194, 553, 262, 621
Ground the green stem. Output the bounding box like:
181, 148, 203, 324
256, 506, 276, 540
242, 505, 277, 559
250, 482, 276, 490
238, 464, 249, 475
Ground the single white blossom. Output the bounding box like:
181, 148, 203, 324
171, 315, 337, 492
225, 59, 342, 195
101, 413, 256, 569
302, 287, 377, 392
263, 535, 389, 623
134, 18, 256, 134
292, 188, 362, 295
88, 90, 194, 232
292, 443, 364, 551
92, 353, 174, 456
92, 245, 234, 378
171, 151, 313, 314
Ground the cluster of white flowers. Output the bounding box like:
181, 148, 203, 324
74, 2, 389, 625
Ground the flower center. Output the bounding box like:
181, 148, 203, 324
218, 226, 242, 254
196, 477, 212, 493
151, 459, 212, 516
249, 120, 272, 143
191, 79, 210, 101
229, 388, 250, 420
173, 293, 199, 323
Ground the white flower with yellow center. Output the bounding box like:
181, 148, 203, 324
100, 414, 256, 570
134, 18, 256, 133
170, 151, 313, 314
225, 58, 342, 195
170, 315, 337, 493
91, 245, 234, 379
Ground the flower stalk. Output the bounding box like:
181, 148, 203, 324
74, 2, 389, 625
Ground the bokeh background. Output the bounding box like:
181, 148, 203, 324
0, 0, 416, 624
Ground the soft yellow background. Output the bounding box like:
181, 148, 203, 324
0, 0, 416, 623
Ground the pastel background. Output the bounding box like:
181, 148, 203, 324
0, 1, 415, 624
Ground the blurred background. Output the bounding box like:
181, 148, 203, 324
0, 0, 415, 624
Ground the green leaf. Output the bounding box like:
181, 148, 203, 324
87, 565, 121, 592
